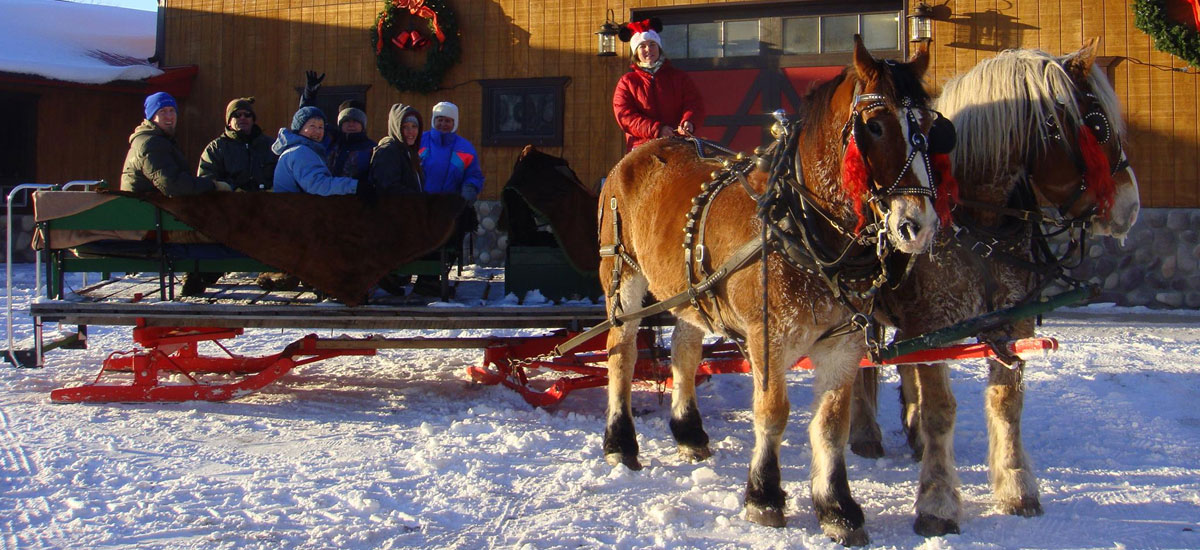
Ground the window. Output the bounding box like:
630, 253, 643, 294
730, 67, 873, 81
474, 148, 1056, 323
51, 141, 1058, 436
294, 85, 369, 129
663, 20, 762, 58
646, 3, 903, 61
479, 77, 569, 147
787, 12, 900, 54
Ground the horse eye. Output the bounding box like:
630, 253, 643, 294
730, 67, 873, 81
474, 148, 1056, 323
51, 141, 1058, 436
866, 120, 884, 137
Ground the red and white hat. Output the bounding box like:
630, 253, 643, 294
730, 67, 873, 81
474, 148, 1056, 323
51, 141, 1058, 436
620, 18, 664, 55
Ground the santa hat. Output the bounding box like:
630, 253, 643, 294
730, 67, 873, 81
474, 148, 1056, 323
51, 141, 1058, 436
620, 18, 664, 55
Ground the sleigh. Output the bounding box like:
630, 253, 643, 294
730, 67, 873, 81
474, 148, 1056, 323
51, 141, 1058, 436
5, 153, 1080, 406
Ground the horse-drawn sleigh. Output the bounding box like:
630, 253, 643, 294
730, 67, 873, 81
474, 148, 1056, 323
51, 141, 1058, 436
6, 37, 1137, 545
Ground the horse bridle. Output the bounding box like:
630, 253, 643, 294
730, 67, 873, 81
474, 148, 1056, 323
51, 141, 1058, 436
839, 91, 954, 203
1039, 91, 1128, 221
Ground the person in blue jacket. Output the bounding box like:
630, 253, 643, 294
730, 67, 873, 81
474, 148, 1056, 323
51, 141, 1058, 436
411, 101, 482, 296
419, 101, 483, 204
271, 106, 362, 196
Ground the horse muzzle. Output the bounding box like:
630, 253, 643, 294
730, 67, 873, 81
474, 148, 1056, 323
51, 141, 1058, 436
884, 196, 938, 253
1092, 167, 1140, 243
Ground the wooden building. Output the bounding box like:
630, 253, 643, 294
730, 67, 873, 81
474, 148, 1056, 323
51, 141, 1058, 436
143, 1, 1198, 209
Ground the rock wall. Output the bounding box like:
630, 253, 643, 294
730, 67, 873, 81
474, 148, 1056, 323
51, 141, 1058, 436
1049, 208, 1200, 309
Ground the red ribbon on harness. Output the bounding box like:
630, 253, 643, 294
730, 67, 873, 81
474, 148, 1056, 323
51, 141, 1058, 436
1077, 126, 1116, 216
931, 153, 958, 226
841, 135, 871, 234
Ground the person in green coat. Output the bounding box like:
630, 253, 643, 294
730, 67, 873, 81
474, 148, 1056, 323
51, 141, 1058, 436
197, 97, 277, 191
121, 92, 231, 196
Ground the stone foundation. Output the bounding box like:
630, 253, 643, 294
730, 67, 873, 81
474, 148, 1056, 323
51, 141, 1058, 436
1047, 208, 1200, 309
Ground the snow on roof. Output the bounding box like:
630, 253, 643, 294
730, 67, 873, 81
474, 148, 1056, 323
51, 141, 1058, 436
0, 0, 161, 85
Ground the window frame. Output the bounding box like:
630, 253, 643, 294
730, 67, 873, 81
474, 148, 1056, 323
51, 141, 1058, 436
478, 77, 570, 147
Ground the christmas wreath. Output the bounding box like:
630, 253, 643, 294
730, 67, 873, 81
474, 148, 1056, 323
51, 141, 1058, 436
372, 0, 462, 93
1133, 0, 1200, 68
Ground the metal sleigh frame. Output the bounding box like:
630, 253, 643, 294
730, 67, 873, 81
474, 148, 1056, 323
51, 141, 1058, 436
7, 184, 1074, 406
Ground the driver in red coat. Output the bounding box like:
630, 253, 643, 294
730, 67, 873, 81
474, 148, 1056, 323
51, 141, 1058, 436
612, 19, 705, 152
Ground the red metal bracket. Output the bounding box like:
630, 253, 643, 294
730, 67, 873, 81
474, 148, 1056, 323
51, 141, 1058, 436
50, 326, 375, 403
468, 331, 1059, 407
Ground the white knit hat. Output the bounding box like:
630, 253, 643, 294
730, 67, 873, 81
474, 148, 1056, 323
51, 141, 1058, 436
431, 101, 459, 133
630, 29, 662, 55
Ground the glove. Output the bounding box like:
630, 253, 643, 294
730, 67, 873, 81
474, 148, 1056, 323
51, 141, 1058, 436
356, 179, 377, 203
213, 181, 233, 192
460, 185, 479, 204
305, 70, 325, 91
301, 70, 325, 106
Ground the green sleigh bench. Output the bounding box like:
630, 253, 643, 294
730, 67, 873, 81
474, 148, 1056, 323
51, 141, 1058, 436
33, 191, 460, 302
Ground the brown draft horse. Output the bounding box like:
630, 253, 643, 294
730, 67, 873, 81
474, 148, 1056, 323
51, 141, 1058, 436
598, 38, 948, 546
848, 40, 1140, 537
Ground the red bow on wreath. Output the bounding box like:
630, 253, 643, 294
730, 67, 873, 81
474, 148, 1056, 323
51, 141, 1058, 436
377, 0, 446, 54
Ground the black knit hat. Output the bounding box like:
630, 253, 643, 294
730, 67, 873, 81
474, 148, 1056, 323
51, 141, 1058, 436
225, 97, 255, 122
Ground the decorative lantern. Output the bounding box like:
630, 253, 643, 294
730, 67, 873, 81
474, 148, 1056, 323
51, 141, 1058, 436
908, 3, 933, 43
596, 9, 620, 56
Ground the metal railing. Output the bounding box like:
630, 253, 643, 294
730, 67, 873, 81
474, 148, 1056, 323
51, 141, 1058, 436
6, 184, 53, 367
5, 181, 104, 367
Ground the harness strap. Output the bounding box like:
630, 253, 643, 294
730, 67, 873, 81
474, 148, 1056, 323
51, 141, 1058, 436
553, 237, 765, 357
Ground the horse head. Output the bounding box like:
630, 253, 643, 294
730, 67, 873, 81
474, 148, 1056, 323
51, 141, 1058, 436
939, 40, 1139, 241
810, 36, 948, 255
1055, 39, 1139, 240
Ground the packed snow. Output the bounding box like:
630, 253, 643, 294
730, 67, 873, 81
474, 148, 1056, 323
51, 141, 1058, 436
1, 0, 160, 85
2, 264, 1199, 549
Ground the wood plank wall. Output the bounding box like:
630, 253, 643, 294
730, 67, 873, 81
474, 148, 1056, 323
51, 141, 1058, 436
161, 0, 1198, 207
924, 0, 1200, 208
1, 82, 144, 187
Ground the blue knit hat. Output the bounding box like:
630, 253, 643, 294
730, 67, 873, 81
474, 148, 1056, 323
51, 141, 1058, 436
291, 106, 325, 132
143, 92, 177, 120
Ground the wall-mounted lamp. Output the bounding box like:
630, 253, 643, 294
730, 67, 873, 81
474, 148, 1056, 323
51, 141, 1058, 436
907, 3, 933, 43
596, 9, 620, 57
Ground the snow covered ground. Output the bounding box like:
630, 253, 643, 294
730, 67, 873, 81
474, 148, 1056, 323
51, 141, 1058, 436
3, 264, 1199, 549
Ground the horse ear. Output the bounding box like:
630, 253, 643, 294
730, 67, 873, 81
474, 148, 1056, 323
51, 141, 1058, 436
1063, 37, 1100, 80
852, 34, 880, 82
907, 40, 930, 79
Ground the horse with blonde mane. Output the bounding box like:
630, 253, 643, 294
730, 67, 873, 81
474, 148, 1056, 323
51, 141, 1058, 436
849, 39, 1139, 537
597, 37, 955, 546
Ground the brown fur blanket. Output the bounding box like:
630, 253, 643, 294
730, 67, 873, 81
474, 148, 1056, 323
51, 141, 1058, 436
498, 146, 600, 273
121, 190, 464, 306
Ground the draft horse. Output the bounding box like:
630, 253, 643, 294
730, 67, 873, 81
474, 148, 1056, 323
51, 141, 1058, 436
848, 40, 1140, 537
598, 38, 952, 546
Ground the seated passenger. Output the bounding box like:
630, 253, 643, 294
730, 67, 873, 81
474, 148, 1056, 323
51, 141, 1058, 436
121, 92, 232, 196
121, 91, 231, 296
198, 97, 277, 191
369, 103, 425, 296
368, 103, 423, 195
328, 105, 376, 182
271, 106, 363, 196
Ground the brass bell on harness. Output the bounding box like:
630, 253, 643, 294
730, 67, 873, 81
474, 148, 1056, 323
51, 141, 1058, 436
756, 156, 772, 172
710, 170, 722, 180
754, 146, 767, 156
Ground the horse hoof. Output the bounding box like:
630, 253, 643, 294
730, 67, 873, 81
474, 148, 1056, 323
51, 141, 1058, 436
605, 452, 643, 471
744, 503, 787, 528
998, 496, 1043, 517
822, 524, 870, 547
677, 444, 712, 462
914, 513, 960, 537
850, 440, 884, 459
